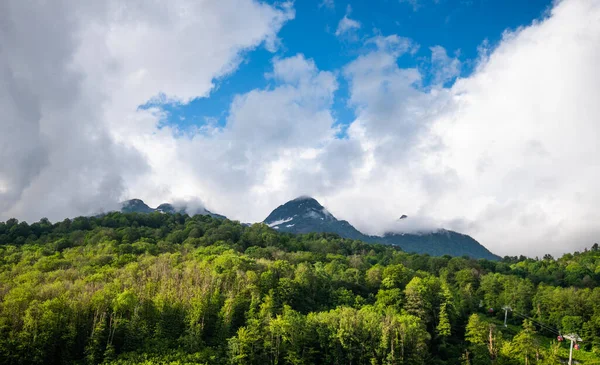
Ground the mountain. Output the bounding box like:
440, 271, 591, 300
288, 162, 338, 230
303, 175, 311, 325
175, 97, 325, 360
120, 199, 226, 219
119, 196, 498, 259
263, 196, 500, 260
263, 196, 366, 240
380, 230, 498, 259
121, 199, 155, 214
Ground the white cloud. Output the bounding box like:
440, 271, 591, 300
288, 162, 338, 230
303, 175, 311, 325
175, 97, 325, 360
429, 46, 462, 85
122, 53, 339, 218
0, 0, 293, 220
343, 35, 437, 163
335, 6, 361, 38
324, 0, 600, 256
420, 0, 600, 256
336, 16, 361, 37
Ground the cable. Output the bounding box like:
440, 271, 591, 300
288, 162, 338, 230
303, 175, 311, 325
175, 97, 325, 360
519, 314, 559, 334
512, 312, 559, 334
510, 310, 561, 335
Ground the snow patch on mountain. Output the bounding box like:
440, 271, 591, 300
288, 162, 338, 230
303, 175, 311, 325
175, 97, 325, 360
267, 217, 294, 227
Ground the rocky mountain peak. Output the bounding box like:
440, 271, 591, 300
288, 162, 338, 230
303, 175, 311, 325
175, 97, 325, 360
263, 196, 334, 228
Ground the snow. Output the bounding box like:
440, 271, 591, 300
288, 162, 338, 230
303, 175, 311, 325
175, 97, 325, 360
267, 217, 294, 227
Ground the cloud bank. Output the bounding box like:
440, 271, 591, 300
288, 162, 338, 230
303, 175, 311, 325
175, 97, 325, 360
1, 0, 599, 257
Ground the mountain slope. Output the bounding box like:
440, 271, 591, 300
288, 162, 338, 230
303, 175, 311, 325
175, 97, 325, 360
380, 230, 499, 260
263, 196, 499, 260
120, 199, 226, 219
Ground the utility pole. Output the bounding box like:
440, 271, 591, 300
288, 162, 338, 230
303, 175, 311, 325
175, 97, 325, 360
502, 306, 512, 327
563, 334, 582, 365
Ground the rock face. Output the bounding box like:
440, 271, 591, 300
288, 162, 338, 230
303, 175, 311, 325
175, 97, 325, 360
263, 196, 500, 260
120, 199, 226, 219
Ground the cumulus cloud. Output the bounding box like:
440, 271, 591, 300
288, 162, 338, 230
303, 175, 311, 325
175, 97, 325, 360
0, 0, 293, 221
325, 0, 600, 256
116, 53, 340, 219
419, 0, 600, 256
1, 0, 599, 258
0, 0, 146, 219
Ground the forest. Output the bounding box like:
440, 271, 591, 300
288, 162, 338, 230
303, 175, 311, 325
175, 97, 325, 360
0, 212, 599, 364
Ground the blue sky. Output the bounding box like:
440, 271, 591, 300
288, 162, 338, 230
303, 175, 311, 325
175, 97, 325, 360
148, 0, 553, 134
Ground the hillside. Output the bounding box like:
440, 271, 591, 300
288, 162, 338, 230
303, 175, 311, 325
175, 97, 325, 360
0, 213, 599, 364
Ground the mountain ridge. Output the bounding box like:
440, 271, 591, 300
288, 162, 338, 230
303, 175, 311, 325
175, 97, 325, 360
120, 196, 499, 260
263, 196, 500, 260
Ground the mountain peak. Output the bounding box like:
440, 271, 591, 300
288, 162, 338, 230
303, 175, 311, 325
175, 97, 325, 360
292, 195, 318, 202
263, 197, 334, 227
121, 199, 153, 213
262, 197, 367, 240
289, 196, 323, 209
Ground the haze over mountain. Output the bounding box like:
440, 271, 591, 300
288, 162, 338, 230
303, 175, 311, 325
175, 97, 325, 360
121, 196, 498, 260
120, 199, 226, 219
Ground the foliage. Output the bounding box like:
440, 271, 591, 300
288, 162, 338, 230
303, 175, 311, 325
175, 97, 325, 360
0, 213, 599, 364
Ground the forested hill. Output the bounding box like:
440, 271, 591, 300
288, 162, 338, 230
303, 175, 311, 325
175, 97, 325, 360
0, 212, 599, 364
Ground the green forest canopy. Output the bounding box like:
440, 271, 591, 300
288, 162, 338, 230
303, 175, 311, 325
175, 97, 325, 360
0, 212, 599, 364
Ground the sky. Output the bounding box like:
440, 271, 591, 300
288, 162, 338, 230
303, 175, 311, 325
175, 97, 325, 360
1, 0, 599, 257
